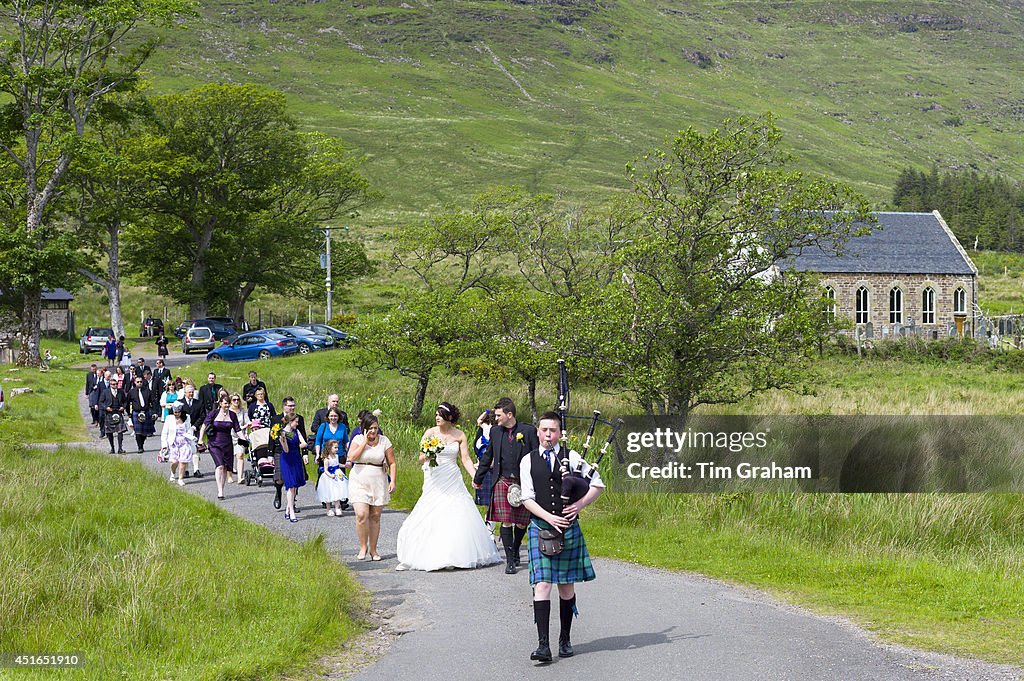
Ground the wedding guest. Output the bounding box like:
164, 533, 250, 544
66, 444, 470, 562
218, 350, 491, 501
161, 404, 196, 487
228, 393, 251, 485
310, 394, 348, 447
199, 394, 244, 500
242, 370, 268, 405
278, 413, 309, 522
128, 375, 156, 454
160, 380, 179, 421
347, 413, 395, 561
155, 332, 169, 359
98, 379, 129, 454
316, 440, 349, 517
85, 364, 100, 426
247, 386, 276, 425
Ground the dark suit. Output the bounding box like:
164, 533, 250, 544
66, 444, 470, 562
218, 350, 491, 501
242, 380, 268, 404
85, 372, 100, 424
97, 387, 129, 451
473, 421, 538, 487
180, 397, 205, 437
197, 383, 223, 421
153, 366, 171, 390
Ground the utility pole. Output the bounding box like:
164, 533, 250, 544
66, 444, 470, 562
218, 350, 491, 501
325, 228, 333, 321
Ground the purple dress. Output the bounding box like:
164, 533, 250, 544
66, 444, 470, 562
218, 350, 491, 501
203, 410, 240, 469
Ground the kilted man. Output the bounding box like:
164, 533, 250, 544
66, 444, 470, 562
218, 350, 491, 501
519, 411, 604, 662
472, 397, 539, 574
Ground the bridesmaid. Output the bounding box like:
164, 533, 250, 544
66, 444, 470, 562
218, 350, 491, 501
278, 413, 309, 522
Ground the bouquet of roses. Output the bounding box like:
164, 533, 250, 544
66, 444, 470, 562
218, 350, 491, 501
420, 434, 444, 468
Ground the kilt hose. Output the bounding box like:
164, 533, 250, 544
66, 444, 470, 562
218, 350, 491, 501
486, 476, 530, 526
527, 518, 595, 586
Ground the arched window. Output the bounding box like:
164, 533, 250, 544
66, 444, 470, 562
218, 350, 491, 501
921, 287, 935, 324
954, 287, 966, 314
889, 287, 903, 324
855, 286, 869, 324
823, 286, 836, 322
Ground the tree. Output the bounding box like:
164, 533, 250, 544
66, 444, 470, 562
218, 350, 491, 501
0, 0, 193, 365
572, 114, 872, 416
123, 85, 377, 321
354, 288, 486, 420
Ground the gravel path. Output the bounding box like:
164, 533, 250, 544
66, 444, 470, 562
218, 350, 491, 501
70, 375, 1021, 681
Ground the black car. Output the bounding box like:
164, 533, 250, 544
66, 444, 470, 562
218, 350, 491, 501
295, 323, 357, 348
192, 318, 237, 341
140, 317, 164, 337
174, 320, 196, 338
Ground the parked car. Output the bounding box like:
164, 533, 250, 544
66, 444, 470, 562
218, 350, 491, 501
140, 317, 164, 337
264, 326, 333, 354
79, 327, 114, 354
193, 319, 237, 340
174, 320, 196, 338
294, 323, 357, 348
206, 332, 299, 361
182, 326, 216, 354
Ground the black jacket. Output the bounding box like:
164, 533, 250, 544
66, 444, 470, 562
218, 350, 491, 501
242, 380, 268, 404
97, 387, 129, 414
179, 397, 205, 433
309, 406, 349, 442
128, 386, 153, 416
197, 383, 223, 419
152, 366, 171, 389
85, 371, 98, 397
473, 421, 539, 487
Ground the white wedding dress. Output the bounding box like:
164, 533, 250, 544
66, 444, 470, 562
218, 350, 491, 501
396, 441, 501, 571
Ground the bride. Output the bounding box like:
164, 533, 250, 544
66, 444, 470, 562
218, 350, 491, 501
396, 402, 501, 571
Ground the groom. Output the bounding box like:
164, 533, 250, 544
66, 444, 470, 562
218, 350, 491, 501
473, 397, 538, 574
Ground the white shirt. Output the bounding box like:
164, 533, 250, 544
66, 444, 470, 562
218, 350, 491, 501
519, 444, 605, 503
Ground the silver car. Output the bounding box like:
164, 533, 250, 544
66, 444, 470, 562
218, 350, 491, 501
182, 326, 216, 354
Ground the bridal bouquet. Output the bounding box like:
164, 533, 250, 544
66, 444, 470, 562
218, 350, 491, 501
420, 434, 444, 468
270, 423, 283, 440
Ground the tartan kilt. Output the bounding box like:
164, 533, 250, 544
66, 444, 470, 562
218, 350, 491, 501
132, 410, 156, 437
527, 519, 595, 585
486, 477, 530, 526
474, 469, 493, 506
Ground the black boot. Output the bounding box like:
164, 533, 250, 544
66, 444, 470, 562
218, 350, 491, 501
504, 547, 517, 575
273, 485, 282, 510
500, 526, 516, 574
530, 600, 552, 662
558, 596, 576, 657
512, 525, 527, 566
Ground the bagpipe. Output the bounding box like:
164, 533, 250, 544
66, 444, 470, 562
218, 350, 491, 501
555, 359, 623, 507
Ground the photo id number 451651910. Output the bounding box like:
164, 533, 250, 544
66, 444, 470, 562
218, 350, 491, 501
0, 653, 84, 668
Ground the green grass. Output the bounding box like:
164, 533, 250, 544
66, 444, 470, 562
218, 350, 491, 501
1, 340, 93, 444
126, 0, 1024, 224
0, 442, 367, 681
973, 251, 1024, 316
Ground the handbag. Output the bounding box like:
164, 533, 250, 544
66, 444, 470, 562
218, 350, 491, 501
538, 528, 564, 556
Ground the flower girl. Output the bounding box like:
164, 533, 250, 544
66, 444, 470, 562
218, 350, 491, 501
316, 440, 349, 517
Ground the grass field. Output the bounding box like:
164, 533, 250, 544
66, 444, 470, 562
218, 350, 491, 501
7, 336, 1024, 668
128, 0, 1024, 224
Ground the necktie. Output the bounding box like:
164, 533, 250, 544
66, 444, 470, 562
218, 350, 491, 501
543, 448, 554, 471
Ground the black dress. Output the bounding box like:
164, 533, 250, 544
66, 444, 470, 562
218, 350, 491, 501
155, 335, 169, 358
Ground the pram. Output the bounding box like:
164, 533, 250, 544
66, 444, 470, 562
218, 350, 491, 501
243, 427, 275, 486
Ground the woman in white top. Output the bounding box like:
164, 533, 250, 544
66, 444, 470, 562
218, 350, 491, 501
346, 413, 396, 561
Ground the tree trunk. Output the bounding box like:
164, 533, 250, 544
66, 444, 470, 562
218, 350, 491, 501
527, 377, 538, 424
228, 282, 257, 328
17, 290, 42, 367
409, 372, 431, 420
107, 222, 125, 338
188, 221, 215, 319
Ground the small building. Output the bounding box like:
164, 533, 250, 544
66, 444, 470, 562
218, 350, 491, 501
786, 211, 978, 339
41, 288, 75, 336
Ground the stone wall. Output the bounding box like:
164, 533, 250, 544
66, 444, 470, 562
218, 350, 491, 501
821, 272, 977, 337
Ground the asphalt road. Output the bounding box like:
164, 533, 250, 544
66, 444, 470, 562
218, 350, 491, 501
71, 378, 1021, 681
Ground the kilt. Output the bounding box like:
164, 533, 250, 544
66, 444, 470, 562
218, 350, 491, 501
474, 468, 493, 506
103, 412, 128, 435
132, 410, 156, 437
527, 519, 595, 585
486, 477, 530, 526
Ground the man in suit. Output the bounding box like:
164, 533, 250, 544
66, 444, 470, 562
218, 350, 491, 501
271, 395, 308, 510
473, 397, 539, 574
92, 369, 113, 437
85, 364, 99, 425
141, 369, 161, 411
197, 372, 223, 423
128, 376, 156, 454
179, 385, 206, 477
152, 359, 171, 391
134, 356, 151, 380
309, 393, 348, 444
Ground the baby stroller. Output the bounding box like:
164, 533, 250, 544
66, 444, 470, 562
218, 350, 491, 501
243, 427, 275, 487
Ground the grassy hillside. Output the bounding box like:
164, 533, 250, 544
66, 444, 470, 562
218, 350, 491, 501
136, 0, 1024, 225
